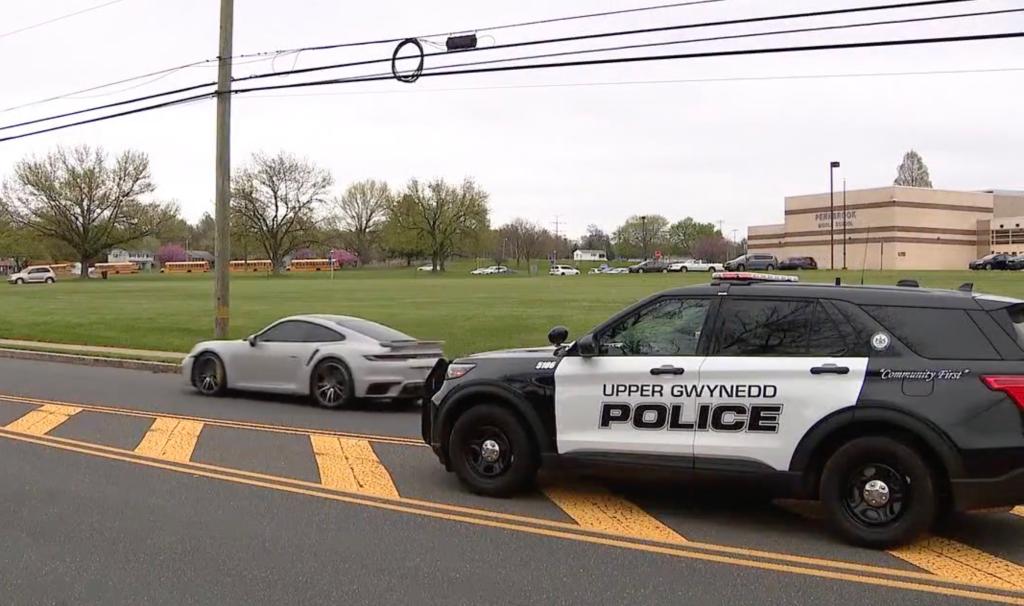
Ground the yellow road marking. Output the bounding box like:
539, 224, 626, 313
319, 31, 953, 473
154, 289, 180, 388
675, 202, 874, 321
891, 537, 1024, 591
544, 484, 686, 543
1013, 507, 1024, 519
3, 427, 1024, 598
0, 393, 422, 446
4, 404, 81, 435
310, 435, 399, 498
134, 417, 204, 462
1, 429, 1023, 604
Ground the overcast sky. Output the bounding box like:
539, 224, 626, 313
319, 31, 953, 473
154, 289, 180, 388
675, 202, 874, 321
1, 0, 1022, 239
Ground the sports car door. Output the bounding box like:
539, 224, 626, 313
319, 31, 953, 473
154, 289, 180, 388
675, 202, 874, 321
554, 296, 711, 459
694, 298, 868, 472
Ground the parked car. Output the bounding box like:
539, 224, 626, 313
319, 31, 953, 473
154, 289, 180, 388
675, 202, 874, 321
606, 267, 630, 274
416, 264, 438, 272
969, 253, 1014, 270
470, 266, 509, 275
724, 253, 778, 271
628, 259, 671, 273
1008, 255, 1024, 271
778, 256, 818, 270
588, 264, 611, 274
549, 264, 580, 276
7, 265, 56, 285
183, 315, 442, 408
667, 259, 725, 273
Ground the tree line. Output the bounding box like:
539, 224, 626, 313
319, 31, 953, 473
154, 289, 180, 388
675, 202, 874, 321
0, 145, 732, 277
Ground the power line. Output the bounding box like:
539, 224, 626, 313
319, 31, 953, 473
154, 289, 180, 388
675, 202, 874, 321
3, 31, 1021, 144
1, 0, 988, 132
242, 67, 1024, 99
0, 0, 128, 40
1, 0, 724, 113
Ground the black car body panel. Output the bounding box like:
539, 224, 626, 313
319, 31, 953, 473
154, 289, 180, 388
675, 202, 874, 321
778, 256, 818, 270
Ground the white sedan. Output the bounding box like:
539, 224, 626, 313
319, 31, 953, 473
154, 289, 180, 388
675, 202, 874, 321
182, 315, 442, 408
667, 259, 724, 272
549, 264, 580, 276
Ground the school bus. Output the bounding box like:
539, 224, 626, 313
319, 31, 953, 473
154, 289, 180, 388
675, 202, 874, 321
161, 261, 210, 273
94, 262, 139, 275
288, 258, 334, 272
229, 259, 273, 272
48, 263, 74, 274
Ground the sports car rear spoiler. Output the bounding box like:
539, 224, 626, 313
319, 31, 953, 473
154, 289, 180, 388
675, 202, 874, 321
380, 340, 444, 350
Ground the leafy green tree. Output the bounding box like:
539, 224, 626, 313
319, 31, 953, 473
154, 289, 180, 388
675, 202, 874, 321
331, 180, 392, 264
667, 217, 719, 257
381, 195, 428, 266
387, 178, 489, 271
1, 145, 177, 278
894, 150, 933, 188
613, 214, 669, 259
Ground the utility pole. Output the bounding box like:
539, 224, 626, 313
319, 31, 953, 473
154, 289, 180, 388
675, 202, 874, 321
829, 160, 840, 270
551, 216, 562, 260
213, 0, 233, 338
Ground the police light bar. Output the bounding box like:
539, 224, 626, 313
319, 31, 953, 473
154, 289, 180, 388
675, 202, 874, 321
712, 272, 799, 283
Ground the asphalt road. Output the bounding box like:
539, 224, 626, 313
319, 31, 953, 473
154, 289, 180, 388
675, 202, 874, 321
0, 358, 1022, 606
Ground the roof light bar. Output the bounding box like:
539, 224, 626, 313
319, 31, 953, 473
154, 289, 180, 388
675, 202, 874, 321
712, 271, 799, 283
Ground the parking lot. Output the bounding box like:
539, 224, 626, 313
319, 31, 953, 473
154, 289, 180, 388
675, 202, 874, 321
0, 358, 1021, 604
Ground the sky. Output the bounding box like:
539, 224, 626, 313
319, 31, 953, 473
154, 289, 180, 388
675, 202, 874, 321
1, 0, 1022, 241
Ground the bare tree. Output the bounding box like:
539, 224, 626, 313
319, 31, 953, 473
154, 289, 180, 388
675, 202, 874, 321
893, 150, 933, 188
1, 145, 176, 278
231, 152, 333, 272
388, 178, 489, 271
332, 179, 391, 264
499, 218, 545, 266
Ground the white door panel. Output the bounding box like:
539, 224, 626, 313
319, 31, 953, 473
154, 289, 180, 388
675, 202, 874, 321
555, 356, 703, 456
232, 342, 312, 391
694, 356, 867, 470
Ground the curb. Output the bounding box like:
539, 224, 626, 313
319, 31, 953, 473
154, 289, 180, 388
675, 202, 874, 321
0, 347, 181, 374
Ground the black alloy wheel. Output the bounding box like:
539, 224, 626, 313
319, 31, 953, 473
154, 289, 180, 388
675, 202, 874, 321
192, 353, 226, 396
449, 405, 538, 497
311, 359, 353, 409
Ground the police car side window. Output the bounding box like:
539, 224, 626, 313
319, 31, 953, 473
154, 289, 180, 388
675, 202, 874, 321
714, 299, 818, 356
601, 298, 709, 356
862, 306, 998, 360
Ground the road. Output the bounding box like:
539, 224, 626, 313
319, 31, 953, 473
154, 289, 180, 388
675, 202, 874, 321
0, 358, 1022, 605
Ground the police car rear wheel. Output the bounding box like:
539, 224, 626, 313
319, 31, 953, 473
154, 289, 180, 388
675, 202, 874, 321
449, 405, 538, 497
820, 436, 937, 548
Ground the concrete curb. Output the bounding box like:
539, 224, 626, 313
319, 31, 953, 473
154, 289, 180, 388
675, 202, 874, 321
0, 347, 181, 374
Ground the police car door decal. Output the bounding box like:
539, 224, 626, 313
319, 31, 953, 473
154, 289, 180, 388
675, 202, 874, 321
554, 297, 709, 457
693, 299, 867, 471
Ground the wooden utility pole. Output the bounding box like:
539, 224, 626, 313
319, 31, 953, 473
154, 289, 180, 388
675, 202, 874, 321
213, 0, 233, 338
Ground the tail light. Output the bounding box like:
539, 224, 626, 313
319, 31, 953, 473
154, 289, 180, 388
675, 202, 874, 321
981, 375, 1024, 411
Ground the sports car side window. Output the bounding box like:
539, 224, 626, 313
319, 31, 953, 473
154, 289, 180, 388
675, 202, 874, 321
303, 323, 344, 342
259, 321, 309, 343
600, 298, 709, 356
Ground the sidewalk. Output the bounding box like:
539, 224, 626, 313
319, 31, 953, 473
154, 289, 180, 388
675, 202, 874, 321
0, 339, 185, 362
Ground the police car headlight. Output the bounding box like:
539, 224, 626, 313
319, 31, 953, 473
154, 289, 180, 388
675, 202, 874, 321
445, 363, 476, 380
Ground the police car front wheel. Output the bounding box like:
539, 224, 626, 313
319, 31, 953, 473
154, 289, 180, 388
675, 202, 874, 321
449, 405, 539, 497
820, 436, 937, 548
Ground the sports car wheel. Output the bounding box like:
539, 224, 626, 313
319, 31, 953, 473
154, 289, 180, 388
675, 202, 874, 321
449, 404, 538, 497
820, 436, 936, 548
192, 353, 226, 396
311, 359, 354, 409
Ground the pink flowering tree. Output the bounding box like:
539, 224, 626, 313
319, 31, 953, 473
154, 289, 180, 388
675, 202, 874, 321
156, 243, 187, 265
330, 249, 359, 267
292, 247, 315, 260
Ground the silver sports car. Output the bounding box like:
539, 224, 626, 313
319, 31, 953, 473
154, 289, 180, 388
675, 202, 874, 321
182, 314, 442, 408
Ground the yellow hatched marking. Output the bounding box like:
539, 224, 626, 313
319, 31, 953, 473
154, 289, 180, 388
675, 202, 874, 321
310, 435, 399, 498
134, 417, 204, 463
890, 537, 1024, 591
543, 485, 686, 544
1013, 507, 1024, 519
4, 404, 81, 435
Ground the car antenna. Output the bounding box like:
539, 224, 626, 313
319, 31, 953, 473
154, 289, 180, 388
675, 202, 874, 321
860, 222, 871, 285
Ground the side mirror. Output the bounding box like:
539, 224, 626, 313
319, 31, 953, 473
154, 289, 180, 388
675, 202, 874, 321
577, 334, 599, 358
547, 325, 569, 346
246, 334, 258, 347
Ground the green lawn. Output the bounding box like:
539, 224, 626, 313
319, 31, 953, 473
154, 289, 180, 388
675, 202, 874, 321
3, 263, 1022, 358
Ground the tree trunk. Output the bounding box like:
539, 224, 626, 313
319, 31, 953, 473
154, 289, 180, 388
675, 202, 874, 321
79, 256, 89, 279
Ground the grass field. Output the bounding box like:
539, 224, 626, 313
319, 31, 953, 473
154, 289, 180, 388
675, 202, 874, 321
3, 262, 1023, 358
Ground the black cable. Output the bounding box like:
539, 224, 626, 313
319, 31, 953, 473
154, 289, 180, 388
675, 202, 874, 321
391, 39, 425, 83
232, 0, 985, 86
0, 0, 127, 39
4, 31, 1020, 144
0, 0, 985, 131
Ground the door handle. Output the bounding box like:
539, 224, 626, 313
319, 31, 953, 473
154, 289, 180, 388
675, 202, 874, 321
650, 365, 685, 376
810, 364, 850, 375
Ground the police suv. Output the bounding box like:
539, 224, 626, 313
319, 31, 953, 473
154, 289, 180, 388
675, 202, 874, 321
422, 272, 1024, 547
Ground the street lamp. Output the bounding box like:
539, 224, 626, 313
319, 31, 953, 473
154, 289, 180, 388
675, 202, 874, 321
829, 161, 840, 270
842, 178, 847, 270
640, 215, 648, 260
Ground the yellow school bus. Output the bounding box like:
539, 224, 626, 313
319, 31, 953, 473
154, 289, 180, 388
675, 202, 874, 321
229, 259, 273, 272
288, 258, 334, 272
94, 262, 139, 275
161, 261, 210, 273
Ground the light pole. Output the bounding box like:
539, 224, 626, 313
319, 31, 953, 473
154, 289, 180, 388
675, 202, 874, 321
842, 177, 848, 270
640, 215, 648, 260
829, 161, 840, 270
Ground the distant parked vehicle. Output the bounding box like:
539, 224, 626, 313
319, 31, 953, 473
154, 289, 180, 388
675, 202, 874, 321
969, 253, 1014, 270
417, 264, 438, 272
549, 264, 580, 276
7, 265, 56, 285
1008, 256, 1024, 271
606, 267, 630, 274
628, 259, 671, 273
589, 263, 611, 274
667, 259, 724, 272
778, 256, 818, 270
471, 265, 510, 275
724, 253, 778, 271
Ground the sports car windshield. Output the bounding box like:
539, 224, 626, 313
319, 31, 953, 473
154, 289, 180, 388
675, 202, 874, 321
333, 318, 413, 342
